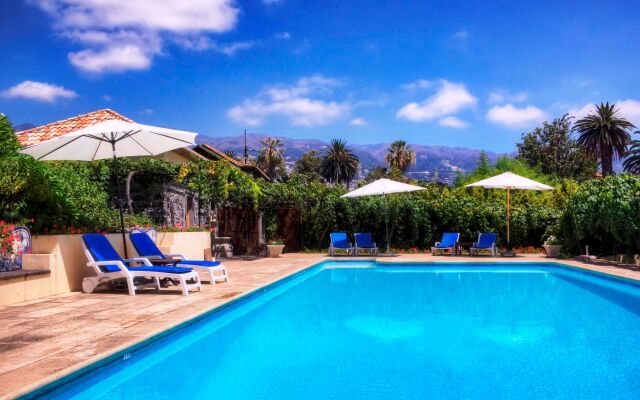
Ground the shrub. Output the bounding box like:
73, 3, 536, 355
560, 174, 640, 255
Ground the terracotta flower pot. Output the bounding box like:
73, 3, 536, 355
267, 244, 285, 258
543, 244, 562, 258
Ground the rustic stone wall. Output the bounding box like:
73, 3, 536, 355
163, 182, 188, 226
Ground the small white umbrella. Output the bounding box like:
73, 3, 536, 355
20, 120, 197, 256
342, 178, 425, 254
466, 172, 553, 255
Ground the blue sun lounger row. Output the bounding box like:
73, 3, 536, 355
81, 233, 228, 296
329, 232, 378, 256
431, 232, 497, 256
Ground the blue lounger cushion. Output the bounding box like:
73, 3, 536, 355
330, 232, 351, 249
475, 233, 497, 249
130, 232, 222, 269
129, 232, 164, 258
434, 232, 459, 248
176, 260, 222, 267
82, 234, 193, 274
355, 233, 376, 248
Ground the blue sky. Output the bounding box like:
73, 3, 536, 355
1, 0, 639, 152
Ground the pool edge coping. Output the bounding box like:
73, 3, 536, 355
11, 256, 640, 399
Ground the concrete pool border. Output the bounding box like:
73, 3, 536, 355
6, 254, 640, 399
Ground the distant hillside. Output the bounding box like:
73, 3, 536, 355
196, 134, 507, 183
14, 123, 36, 132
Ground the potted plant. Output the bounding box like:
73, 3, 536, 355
267, 238, 285, 258
543, 235, 562, 258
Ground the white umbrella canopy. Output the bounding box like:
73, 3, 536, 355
19, 120, 197, 161
465, 172, 553, 191
20, 119, 198, 257
466, 172, 553, 256
341, 178, 425, 197
342, 178, 425, 254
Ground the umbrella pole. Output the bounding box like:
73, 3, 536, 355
112, 146, 128, 258
506, 187, 511, 252
384, 194, 390, 254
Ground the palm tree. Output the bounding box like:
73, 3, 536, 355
257, 137, 285, 180
385, 140, 416, 173
623, 134, 640, 174
320, 139, 360, 187
573, 102, 635, 176
223, 149, 239, 160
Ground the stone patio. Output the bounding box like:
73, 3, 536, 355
1, 253, 639, 399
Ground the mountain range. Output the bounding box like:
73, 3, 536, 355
14, 121, 507, 182
196, 134, 509, 183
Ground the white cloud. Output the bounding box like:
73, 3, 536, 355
30, 0, 240, 73
227, 75, 350, 127
140, 108, 155, 115
102, 95, 112, 101
33, 0, 239, 33
274, 31, 291, 40
401, 79, 432, 90
451, 30, 469, 40
439, 116, 469, 128
486, 104, 548, 129
176, 36, 258, 55
396, 80, 477, 122
69, 44, 152, 73
215, 41, 258, 56
1, 80, 77, 103
350, 117, 366, 126
567, 103, 594, 121
487, 89, 528, 104
618, 100, 640, 126
569, 100, 640, 127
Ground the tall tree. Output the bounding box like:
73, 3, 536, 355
292, 150, 323, 182
320, 139, 360, 187
385, 140, 416, 173
623, 134, 640, 174
573, 103, 635, 176
517, 114, 597, 180
476, 151, 491, 176
257, 137, 285, 180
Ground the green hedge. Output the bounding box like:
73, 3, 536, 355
560, 174, 640, 255
259, 177, 570, 250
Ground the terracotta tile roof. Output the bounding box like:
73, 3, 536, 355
16, 109, 132, 146
198, 144, 244, 167
194, 144, 270, 180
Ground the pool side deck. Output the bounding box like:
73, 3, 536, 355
1, 253, 639, 399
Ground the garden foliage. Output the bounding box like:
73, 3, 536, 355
1, 113, 639, 256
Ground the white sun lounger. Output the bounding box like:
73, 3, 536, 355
81, 234, 201, 296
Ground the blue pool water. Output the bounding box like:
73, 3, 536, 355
35, 262, 640, 399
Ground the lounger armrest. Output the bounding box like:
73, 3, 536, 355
123, 257, 153, 266
88, 260, 128, 272
434, 242, 441, 246
164, 253, 187, 260
472, 242, 479, 248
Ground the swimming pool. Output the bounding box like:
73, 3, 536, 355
26, 262, 640, 399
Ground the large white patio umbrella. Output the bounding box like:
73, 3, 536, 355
20, 120, 197, 257
465, 172, 553, 256
342, 178, 425, 254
